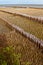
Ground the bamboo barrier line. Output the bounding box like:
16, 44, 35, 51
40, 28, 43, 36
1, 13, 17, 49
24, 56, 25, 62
0, 17, 43, 50
0, 10, 43, 24
29, 7, 43, 9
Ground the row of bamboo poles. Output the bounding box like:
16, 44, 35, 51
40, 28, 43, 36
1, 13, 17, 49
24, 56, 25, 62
0, 10, 43, 52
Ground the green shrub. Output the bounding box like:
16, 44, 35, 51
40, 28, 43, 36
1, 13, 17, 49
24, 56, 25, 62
25, 62, 32, 65
0, 46, 20, 65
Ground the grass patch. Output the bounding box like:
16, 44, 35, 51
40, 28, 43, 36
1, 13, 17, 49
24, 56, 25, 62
0, 46, 32, 65
0, 46, 20, 65
0, 29, 43, 65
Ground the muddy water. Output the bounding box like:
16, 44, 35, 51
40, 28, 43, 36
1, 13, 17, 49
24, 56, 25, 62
0, 18, 12, 33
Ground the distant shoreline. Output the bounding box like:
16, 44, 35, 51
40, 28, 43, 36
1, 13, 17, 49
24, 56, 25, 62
0, 4, 43, 8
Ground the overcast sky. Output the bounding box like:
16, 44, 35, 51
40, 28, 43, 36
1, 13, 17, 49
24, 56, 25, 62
0, 0, 43, 4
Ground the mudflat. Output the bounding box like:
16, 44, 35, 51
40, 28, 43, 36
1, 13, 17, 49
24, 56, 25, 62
0, 18, 12, 33
0, 11, 43, 40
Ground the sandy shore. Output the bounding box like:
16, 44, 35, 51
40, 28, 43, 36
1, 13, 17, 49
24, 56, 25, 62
0, 7, 43, 17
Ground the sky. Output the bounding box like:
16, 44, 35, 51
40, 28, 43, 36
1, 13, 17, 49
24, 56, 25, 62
0, 0, 43, 4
